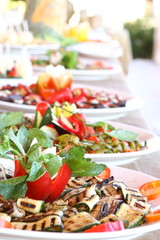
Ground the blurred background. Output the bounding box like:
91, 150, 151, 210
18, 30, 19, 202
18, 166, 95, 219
0, 0, 160, 133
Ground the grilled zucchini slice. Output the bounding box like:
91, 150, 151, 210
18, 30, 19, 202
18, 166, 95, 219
115, 203, 144, 228
129, 198, 151, 214
74, 185, 99, 212
12, 211, 63, 231
17, 198, 45, 214
63, 212, 99, 232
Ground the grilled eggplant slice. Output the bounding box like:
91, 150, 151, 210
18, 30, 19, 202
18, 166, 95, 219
90, 196, 122, 220
63, 212, 99, 232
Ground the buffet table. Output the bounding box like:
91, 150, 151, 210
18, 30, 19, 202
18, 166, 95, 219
76, 73, 160, 239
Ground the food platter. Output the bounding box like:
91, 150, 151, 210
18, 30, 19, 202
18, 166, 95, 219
1, 43, 60, 55
66, 41, 123, 59
85, 121, 160, 165
0, 81, 144, 120
0, 162, 159, 240
71, 65, 122, 81
32, 65, 122, 81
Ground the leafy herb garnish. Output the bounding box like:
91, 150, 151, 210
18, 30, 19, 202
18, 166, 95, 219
61, 146, 106, 177
0, 112, 23, 131
0, 175, 27, 200
106, 129, 139, 142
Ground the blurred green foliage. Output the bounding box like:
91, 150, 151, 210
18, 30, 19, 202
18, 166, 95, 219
124, 18, 155, 59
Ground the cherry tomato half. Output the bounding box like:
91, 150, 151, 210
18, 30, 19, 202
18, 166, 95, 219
145, 209, 160, 223
0, 219, 12, 229
139, 180, 160, 201
97, 167, 111, 180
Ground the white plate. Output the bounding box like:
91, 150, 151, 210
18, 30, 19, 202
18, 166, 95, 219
1, 43, 59, 55
71, 66, 122, 81
32, 65, 122, 81
85, 121, 160, 165
0, 81, 144, 120
0, 164, 159, 240
66, 41, 123, 59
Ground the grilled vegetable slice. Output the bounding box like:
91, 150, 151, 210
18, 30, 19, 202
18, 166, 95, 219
74, 185, 99, 212
12, 211, 63, 231
118, 187, 143, 201
129, 198, 151, 214
99, 214, 120, 223
17, 198, 45, 214
91, 196, 122, 220
63, 212, 99, 232
115, 203, 144, 228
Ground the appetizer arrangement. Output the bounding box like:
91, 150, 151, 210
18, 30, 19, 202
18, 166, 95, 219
0, 105, 146, 155
0, 122, 158, 233
0, 62, 22, 79
33, 102, 146, 154
31, 50, 115, 71
0, 67, 127, 109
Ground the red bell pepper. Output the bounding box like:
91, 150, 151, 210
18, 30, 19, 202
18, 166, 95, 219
84, 220, 124, 233
69, 88, 85, 104
46, 87, 73, 104
14, 160, 26, 177
68, 113, 87, 139
58, 113, 87, 140
47, 163, 72, 202
0, 219, 12, 229
26, 170, 53, 200
36, 101, 50, 116
12, 84, 30, 97
58, 117, 80, 134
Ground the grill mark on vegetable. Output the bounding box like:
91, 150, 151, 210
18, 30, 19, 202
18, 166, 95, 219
134, 202, 145, 209
51, 217, 55, 226
23, 225, 27, 230
32, 223, 37, 231
98, 202, 108, 219
41, 221, 46, 229
20, 201, 36, 209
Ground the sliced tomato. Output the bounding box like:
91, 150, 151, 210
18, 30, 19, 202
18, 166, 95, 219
0, 219, 12, 229
36, 101, 50, 116
139, 180, 160, 201
145, 209, 160, 222
26, 171, 52, 201
84, 221, 124, 233
47, 163, 72, 202
97, 167, 111, 180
